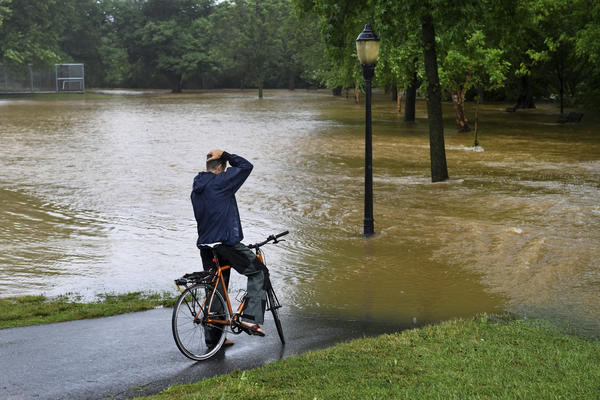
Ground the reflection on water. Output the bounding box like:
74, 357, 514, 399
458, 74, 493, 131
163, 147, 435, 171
1, 91, 598, 336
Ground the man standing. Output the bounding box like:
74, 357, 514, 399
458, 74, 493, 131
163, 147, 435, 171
191, 149, 266, 336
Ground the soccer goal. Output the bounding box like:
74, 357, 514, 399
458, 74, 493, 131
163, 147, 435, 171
56, 64, 85, 93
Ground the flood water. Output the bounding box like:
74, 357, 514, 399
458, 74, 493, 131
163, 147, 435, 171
1, 90, 599, 336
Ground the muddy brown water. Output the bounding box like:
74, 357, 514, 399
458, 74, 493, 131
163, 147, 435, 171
1, 90, 598, 336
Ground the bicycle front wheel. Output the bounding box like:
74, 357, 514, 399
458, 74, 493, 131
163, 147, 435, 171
172, 283, 230, 361
267, 288, 285, 344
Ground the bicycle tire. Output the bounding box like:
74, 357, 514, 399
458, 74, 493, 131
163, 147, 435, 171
267, 288, 285, 344
172, 283, 230, 361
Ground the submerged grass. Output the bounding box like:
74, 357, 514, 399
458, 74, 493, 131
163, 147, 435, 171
0, 292, 176, 329
142, 314, 600, 400
0, 92, 113, 100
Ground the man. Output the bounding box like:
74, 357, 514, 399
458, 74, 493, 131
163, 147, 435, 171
191, 149, 266, 337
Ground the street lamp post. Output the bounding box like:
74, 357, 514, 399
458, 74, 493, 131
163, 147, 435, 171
356, 24, 380, 237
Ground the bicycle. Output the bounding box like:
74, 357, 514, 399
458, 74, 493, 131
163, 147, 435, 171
172, 231, 288, 361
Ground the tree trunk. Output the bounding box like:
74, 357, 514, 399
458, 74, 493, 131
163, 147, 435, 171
559, 76, 564, 115
288, 68, 296, 91
391, 84, 398, 102
355, 86, 360, 104
404, 84, 416, 122
451, 88, 470, 132
557, 58, 564, 115
404, 68, 419, 122
258, 76, 264, 98
421, 13, 449, 182
397, 85, 402, 113
473, 90, 480, 147
170, 73, 183, 93
513, 75, 535, 110
404, 82, 418, 122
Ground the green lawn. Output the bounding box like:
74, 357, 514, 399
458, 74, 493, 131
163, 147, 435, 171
0, 292, 176, 329
142, 315, 600, 400
2, 295, 598, 399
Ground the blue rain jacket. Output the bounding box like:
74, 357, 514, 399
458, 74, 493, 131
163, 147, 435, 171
191, 153, 253, 247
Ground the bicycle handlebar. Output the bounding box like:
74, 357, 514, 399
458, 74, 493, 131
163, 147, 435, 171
248, 230, 289, 249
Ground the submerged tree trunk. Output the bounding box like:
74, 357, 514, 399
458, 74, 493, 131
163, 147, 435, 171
288, 68, 296, 91
258, 74, 264, 98
451, 87, 470, 132
404, 68, 419, 122
512, 75, 535, 110
421, 13, 449, 182
397, 85, 402, 113
170, 73, 183, 93
404, 84, 416, 122
557, 57, 565, 115
473, 90, 481, 147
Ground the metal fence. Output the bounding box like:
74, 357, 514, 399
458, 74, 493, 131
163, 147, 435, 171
0, 63, 85, 93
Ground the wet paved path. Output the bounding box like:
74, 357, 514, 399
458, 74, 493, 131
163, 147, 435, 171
0, 308, 401, 399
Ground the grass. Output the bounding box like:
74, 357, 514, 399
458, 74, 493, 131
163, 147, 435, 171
0, 92, 114, 100
3, 295, 598, 399
140, 314, 600, 400
0, 292, 176, 329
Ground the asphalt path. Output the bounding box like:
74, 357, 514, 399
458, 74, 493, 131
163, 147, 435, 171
0, 307, 404, 399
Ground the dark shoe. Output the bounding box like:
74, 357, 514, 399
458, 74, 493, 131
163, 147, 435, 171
223, 339, 234, 347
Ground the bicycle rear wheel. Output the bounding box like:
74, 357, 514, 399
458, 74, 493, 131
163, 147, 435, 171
267, 288, 285, 344
172, 283, 230, 361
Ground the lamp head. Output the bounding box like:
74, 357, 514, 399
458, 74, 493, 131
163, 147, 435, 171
356, 24, 380, 65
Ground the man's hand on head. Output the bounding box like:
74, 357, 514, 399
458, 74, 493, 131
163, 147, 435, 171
207, 149, 224, 162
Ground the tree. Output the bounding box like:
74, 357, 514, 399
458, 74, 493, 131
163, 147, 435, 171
575, 1, 600, 108
524, 0, 591, 115
420, 11, 448, 182
295, 0, 367, 96
378, 0, 456, 182
58, 0, 108, 87
438, 30, 510, 132
296, 0, 450, 182
278, 4, 325, 89
374, 3, 422, 122
0, 0, 64, 66
218, 0, 287, 98
134, 0, 214, 92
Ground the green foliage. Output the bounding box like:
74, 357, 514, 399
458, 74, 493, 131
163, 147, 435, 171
374, 1, 422, 90
439, 30, 510, 94
295, 0, 370, 90
220, 0, 285, 95
280, 6, 328, 88
0, 0, 63, 65
1, 0, 598, 107
130, 0, 215, 92
0, 0, 11, 28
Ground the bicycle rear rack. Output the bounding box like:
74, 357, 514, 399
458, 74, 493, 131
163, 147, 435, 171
174, 271, 213, 288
